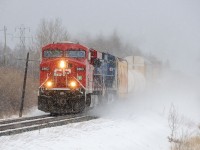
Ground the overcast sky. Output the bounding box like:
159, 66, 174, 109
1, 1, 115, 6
0, 0, 200, 75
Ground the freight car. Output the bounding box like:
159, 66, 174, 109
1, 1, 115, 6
38, 41, 128, 115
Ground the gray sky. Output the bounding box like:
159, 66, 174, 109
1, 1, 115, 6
0, 0, 200, 75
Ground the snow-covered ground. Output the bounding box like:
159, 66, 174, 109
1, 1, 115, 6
0, 70, 199, 150
0, 108, 170, 150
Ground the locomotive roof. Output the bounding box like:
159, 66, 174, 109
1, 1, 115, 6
42, 41, 89, 51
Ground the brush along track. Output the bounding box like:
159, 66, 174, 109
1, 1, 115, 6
0, 114, 97, 136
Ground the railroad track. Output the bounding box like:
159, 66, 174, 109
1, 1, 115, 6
0, 113, 98, 137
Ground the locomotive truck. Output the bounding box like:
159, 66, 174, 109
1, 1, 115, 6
38, 41, 128, 115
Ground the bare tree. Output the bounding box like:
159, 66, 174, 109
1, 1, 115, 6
0, 43, 3, 65
35, 18, 69, 60
36, 18, 69, 48
167, 104, 200, 150
168, 104, 180, 149
22, 18, 70, 78
81, 31, 141, 57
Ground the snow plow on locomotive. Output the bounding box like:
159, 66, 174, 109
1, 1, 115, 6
38, 41, 128, 115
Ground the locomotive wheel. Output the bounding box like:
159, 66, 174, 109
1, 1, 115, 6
73, 96, 85, 113
50, 113, 59, 116
86, 94, 91, 107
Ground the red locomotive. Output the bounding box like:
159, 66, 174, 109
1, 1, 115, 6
38, 41, 128, 115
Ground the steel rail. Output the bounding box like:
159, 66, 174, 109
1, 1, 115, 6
0, 114, 50, 125
0, 114, 97, 137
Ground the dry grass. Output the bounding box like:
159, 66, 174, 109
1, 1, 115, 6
183, 136, 200, 150
0, 67, 39, 118
168, 104, 200, 150
173, 136, 200, 150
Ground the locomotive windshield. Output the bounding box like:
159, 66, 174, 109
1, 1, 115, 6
65, 49, 86, 58
43, 49, 63, 58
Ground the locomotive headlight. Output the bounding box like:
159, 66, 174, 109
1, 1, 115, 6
46, 81, 53, 88
69, 81, 77, 88
59, 60, 66, 69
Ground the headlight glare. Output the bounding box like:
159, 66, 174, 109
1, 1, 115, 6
69, 81, 77, 88
46, 81, 53, 88
59, 60, 66, 69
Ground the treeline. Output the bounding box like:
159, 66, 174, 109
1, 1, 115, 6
78, 32, 142, 57
0, 18, 162, 118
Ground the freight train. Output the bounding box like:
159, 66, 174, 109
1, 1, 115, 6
38, 41, 128, 115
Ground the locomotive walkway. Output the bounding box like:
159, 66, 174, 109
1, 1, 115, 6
0, 113, 97, 136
